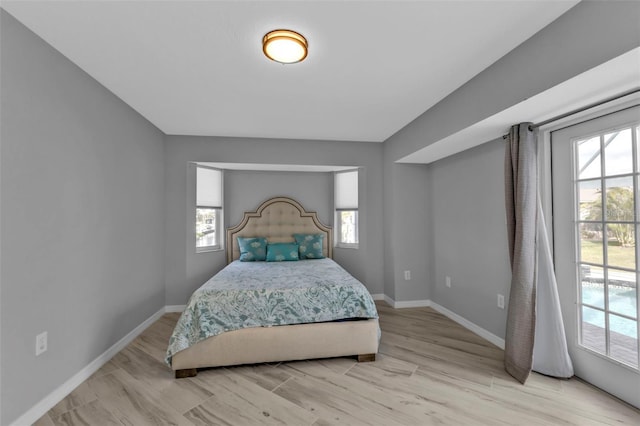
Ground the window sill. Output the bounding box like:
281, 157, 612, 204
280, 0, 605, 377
196, 246, 224, 254
336, 243, 359, 250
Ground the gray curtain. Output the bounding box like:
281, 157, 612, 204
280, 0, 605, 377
504, 123, 537, 383
504, 123, 574, 382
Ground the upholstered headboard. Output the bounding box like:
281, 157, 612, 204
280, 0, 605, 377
226, 197, 333, 263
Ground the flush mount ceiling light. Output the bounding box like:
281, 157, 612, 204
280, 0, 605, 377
262, 29, 308, 64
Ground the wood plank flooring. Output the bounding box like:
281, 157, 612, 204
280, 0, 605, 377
34, 302, 640, 425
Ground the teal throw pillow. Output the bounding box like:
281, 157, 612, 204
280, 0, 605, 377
293, 233, 325, 259
266, 243, 299, 262
237, 237, 267, 261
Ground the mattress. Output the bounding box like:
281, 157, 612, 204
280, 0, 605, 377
166, 258, 378, 366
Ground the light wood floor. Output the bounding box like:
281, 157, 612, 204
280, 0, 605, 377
35, 302, 640, 425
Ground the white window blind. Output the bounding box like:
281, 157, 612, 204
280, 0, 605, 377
196, 167, 222, 208
335, 170, 358, 210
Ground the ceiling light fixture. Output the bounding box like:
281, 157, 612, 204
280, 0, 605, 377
262, 29, 308, 64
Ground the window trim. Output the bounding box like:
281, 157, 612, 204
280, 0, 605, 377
334, 169, 359, 249
195, 164, 224, 252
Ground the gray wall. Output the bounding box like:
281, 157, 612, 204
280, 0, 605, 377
224, 170, 333, 231
429, 138, 511, 338
0, 11, 165, 425
164, 136, 384, 305
382, 161, 432, 302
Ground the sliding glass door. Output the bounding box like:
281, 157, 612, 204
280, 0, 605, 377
551, 105, 639, 407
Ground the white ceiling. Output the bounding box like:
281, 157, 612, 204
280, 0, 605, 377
2, 0, 578, 142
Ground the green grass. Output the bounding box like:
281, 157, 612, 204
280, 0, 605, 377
581, 240, 636, 270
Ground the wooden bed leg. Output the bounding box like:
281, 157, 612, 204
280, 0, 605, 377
175, 368, 198, 379
357, 353, 376, 362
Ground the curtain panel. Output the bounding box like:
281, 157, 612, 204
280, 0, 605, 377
504, 123, 538, 383
504, 123, 574, 383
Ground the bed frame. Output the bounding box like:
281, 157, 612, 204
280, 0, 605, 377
172, 197, 379, 378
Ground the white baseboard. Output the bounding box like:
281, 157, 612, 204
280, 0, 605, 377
392, 299, 432, 309
10, 307, 166, 426
370, 293, 385, 301
165, 304, 186, 313
383, 294, 395, 307
383, 295, 431, 309
429, 301, 505, 349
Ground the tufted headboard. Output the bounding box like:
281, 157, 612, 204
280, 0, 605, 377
226, 197, 333, 263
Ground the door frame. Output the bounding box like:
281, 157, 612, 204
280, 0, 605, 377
541, 96, 640, 408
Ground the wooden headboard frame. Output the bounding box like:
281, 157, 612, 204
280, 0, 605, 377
226, 197, 333, 264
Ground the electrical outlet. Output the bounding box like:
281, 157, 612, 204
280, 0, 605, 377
445, 276, 451, 288
36, 331, 47, 356
497, 294, 505, 309
404, 270, 411, 280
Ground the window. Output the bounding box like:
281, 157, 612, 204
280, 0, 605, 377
335, 169, 358, 248
196, 166, 223, 251
573, 123, 638, 369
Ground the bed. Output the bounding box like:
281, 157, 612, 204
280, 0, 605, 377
166, 197, 380, 378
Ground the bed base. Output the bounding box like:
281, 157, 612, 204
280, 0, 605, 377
172, 318, 379, 378
174, 353, 376, 379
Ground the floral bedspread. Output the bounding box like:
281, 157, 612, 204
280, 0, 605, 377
166, 258, 379, 366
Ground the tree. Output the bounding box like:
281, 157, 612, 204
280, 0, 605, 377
586, 187, 635, 247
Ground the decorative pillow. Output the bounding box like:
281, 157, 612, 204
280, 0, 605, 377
293, 233, 325, 259
266, 243, 299, 262
237, 237, 267, 261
